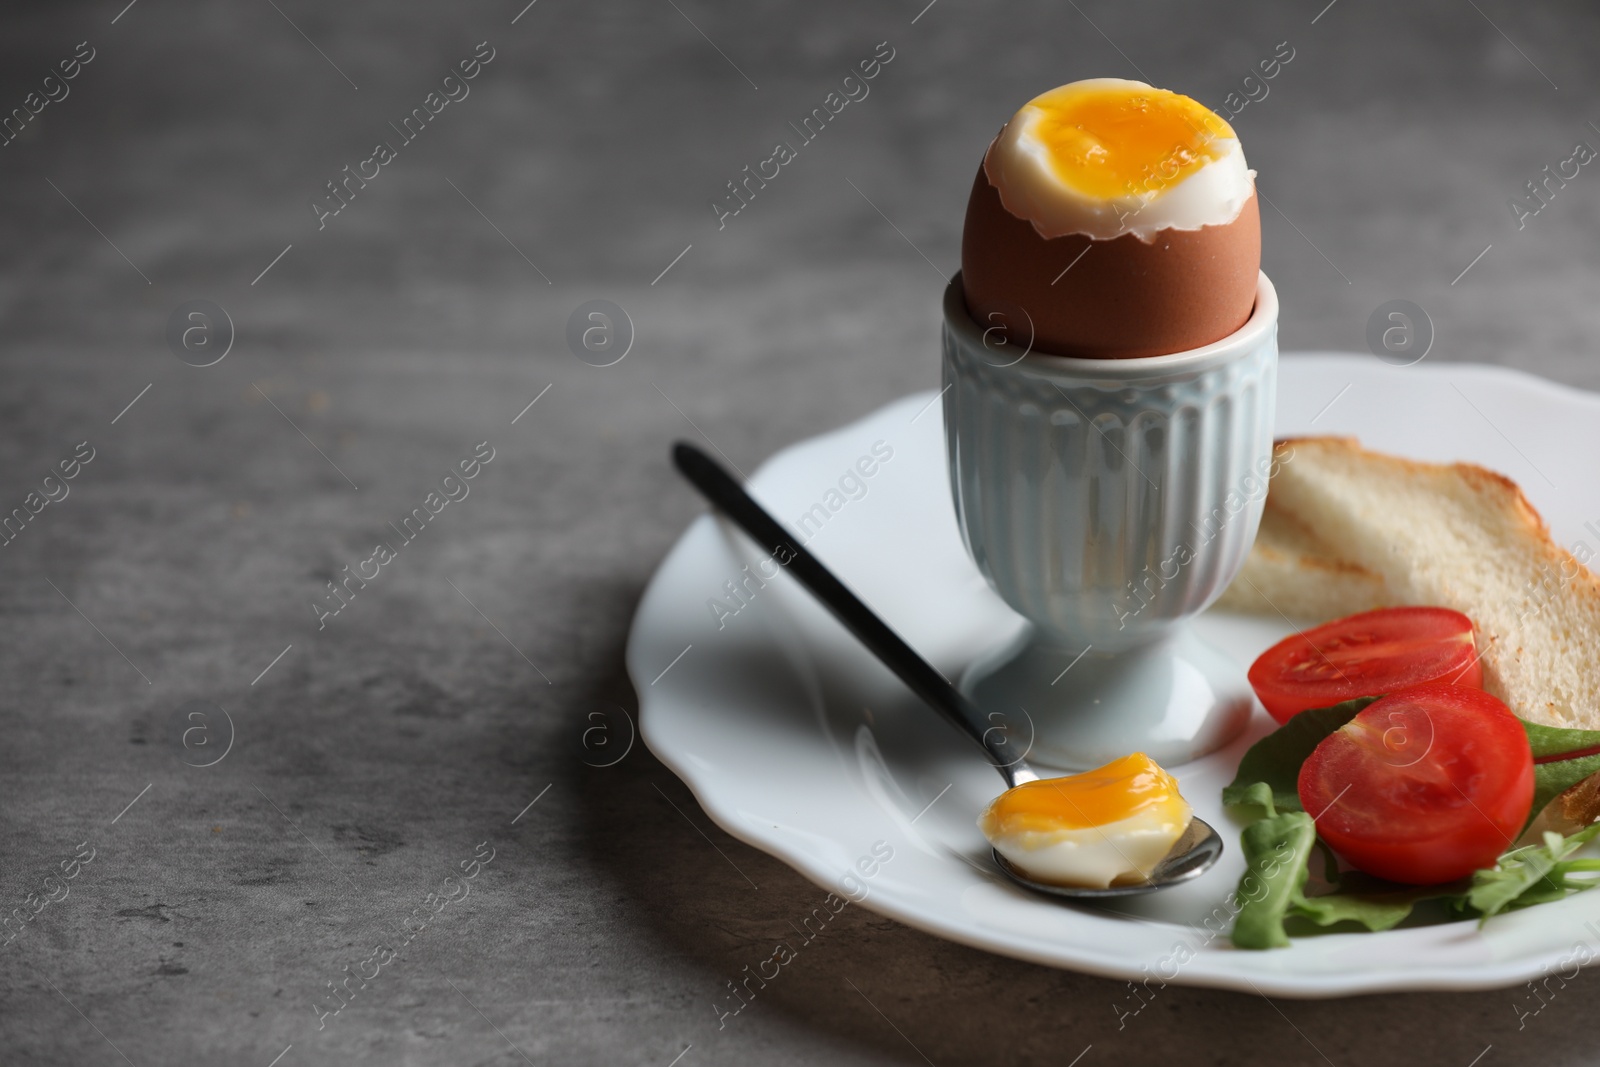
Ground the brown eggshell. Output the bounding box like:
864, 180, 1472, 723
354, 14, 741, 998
960, 164, 1261, 359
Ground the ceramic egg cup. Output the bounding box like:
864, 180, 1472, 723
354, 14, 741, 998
941, 272, 1279, 769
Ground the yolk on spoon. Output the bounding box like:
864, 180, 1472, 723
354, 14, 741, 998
1024, 82, 1235, 202
982, 752, 1185, 833
979, 752, 1194, 889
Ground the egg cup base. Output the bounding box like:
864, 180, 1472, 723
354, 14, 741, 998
960, 624, 1255, 770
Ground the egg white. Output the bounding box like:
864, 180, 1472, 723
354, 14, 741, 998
987, 797, 1193, 889
985, 77, 1255, 243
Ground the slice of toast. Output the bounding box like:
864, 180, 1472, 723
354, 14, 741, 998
1240, 436, 1600, 729
1214, 495, 1392, 620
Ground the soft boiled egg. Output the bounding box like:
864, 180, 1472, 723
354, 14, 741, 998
979, 752, 1194, 888
961, 78, 1260, 359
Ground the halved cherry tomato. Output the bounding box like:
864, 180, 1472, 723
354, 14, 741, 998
1249, 606, 1481, 724
1297, 683, 1532, 885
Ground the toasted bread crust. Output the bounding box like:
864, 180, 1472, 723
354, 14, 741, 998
1221, 436, 1600, 727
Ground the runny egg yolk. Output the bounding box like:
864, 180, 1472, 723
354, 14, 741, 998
1023, 82, 1235, 203
980, 753, 1193, 889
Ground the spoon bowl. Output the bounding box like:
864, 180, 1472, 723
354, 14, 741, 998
670, 441, 1225, 899
991, 817, 1224, 899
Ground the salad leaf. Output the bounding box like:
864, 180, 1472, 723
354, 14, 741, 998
1230, 807, 1446, 947
1288, 885, 1446, 932
1231, 809, 1316, 950
1221, 696, 1379, 812
1522, 721, 1600, 760
1533, 756, 1600, 827
1521, 721, 1600, 821
1467, 822, 1600, 922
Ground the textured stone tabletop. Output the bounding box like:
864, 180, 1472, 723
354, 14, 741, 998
2, 0, 1598, 1063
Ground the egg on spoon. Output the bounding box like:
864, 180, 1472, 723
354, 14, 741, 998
979, 752, 1195, 888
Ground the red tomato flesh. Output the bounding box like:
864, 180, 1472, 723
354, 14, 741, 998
1297, 683, 1533, 885
1249, 606, 1481, 724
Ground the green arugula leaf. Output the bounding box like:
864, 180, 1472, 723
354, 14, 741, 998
1292, 866, 1470, 932
1231, 822, 1461, 946
1231, 810, 1316, 950
1234, 781, 1277, 818
1533, 756, 1600, 824
1288, 885, 1443, 932
1468, 822, 1600, 922
1221, 696, 1380, 813
1521, 722, 1600, 760
1521, 721, 1600, 820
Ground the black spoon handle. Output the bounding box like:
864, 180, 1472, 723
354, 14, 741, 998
671, 441, 1016, 776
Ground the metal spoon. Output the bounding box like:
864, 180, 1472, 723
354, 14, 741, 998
670, 441, 1222, 899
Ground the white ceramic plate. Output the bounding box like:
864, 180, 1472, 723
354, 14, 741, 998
627, 353, 1600, 998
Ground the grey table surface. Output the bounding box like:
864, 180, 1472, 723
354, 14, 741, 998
2, 0, 1597, 1064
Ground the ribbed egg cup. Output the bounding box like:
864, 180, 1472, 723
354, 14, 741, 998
942, 272, 1279, 769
